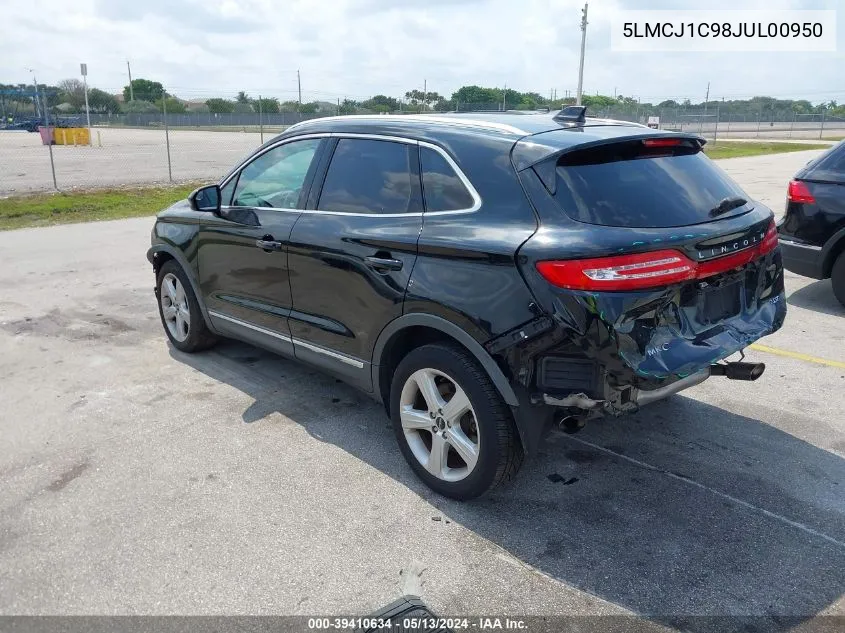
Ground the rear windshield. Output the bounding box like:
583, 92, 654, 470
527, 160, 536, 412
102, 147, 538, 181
801, 140, 845, 183
550, 140, 751, 228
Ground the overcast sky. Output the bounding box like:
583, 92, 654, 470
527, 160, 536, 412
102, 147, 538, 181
1, 0, 843, 103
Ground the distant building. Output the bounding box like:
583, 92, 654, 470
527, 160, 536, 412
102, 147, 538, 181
184, 99, 209, 112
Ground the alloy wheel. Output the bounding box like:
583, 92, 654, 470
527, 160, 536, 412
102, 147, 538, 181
160, 272, 190, 342
399, 368, 480, 482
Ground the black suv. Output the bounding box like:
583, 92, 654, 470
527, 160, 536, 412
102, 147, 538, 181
148, 108, 786, 500
777, 139, 845, 306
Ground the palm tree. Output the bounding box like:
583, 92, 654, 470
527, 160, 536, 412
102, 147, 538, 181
236, 91, 249, 104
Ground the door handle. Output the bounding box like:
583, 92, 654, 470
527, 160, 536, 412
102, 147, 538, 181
255, 238, 283, 252
364, 256, 403, 272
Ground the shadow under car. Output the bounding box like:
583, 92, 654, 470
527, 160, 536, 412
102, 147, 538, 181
787, 278, 845, 317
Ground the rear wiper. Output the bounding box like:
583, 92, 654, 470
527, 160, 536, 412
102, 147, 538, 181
709, 196, 748, 217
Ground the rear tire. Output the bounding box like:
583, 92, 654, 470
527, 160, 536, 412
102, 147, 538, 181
389, 343, 523, 500
156, 260, 218, 353
832, 252, 845, 308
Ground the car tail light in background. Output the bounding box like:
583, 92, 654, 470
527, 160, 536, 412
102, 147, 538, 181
537, 220, 779, 291
787, 180, 815, 204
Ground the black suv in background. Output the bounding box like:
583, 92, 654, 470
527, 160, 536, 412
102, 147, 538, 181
778, 139, 845, 306
148, 108, 785, 500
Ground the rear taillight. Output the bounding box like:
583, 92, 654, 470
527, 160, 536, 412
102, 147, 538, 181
787, 180, 815, 204
760, 219, 779, 254
537, 220, 779, 291
536, 250, 696, 291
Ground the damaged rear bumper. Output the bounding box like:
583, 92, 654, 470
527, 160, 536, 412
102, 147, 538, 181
492, 250, 786, 424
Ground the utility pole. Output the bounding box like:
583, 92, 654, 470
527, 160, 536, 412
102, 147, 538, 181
80, 63, 91, 145
162, 87, 172, 182
576, 2, 589, 106
258, 94, 263, 144
27, 69, 40, 118
703, 81, 710, 114
297, 69, 302, 105
423, 79, 427, 110
127, 61, 134, 101
502, 83, 507, 111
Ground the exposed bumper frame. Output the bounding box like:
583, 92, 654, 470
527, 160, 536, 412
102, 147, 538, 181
542, 369, 711, 413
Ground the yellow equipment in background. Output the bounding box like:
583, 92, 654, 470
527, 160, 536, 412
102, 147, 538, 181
52, 128, 90, 145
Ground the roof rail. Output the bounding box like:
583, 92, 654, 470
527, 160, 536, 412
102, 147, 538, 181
287, 114, 530, 135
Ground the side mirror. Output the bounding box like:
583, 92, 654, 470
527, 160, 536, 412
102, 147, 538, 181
188, 184, 221, 213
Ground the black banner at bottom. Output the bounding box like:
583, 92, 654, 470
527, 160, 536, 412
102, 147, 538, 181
0, 616, 843, 633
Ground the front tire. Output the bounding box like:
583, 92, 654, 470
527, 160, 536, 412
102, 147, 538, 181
156, 260, 217, 353
832, 252, 845, 308
390, 343, 523, 500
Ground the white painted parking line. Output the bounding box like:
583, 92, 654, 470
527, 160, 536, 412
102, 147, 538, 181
562, 434, 845, 550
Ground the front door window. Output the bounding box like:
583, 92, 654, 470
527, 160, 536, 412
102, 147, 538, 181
232, 139, 320, 209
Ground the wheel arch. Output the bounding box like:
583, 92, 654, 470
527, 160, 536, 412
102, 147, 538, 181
371, 314, 520, 413
147, 244, 216, 333
821, 227, 845, 278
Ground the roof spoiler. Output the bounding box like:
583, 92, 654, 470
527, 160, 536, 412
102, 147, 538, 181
553, 106, 587, 124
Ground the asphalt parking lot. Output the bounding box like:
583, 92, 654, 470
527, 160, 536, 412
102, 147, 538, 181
1, 151, 844, 631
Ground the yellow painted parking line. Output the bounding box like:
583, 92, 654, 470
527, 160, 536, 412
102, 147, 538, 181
749, 343, 845, 369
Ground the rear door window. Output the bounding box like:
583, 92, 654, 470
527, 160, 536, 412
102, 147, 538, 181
318, 138, 416, 214
420, 146, 475, 211
550, 140, 751, 228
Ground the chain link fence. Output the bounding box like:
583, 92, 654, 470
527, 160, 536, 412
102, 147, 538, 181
2, 106, 842, 195
588, 107, 844, 141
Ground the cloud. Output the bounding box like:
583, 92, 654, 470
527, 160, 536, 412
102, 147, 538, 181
92, 0, 261, 33
1, 0, 842, 104
352, 0, 487, 16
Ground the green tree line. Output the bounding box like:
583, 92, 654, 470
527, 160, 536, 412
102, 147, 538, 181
331, 86, 845, 117
3, 77, 843, 119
